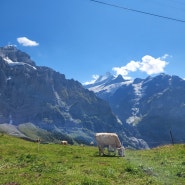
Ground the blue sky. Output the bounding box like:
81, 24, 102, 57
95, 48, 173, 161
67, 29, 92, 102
1, 0, 185, 84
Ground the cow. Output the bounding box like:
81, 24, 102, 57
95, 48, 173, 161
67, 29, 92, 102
95, 133, 125, 157
35, 138, 41, 143
61, 140, 68, 145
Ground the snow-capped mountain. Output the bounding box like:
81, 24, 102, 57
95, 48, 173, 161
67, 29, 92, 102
0, 45, 36, 67
86, 72, 133, 97
0, 46, 148, 148
84, 73, 185, 147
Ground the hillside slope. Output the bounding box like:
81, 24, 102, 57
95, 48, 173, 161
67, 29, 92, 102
0, 134, 185, 185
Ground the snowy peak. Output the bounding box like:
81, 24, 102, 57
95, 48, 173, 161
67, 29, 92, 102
0, 45, 36, 67
84, 73, 132, 95
105, 74, 126, 86
85, 72, 115, 88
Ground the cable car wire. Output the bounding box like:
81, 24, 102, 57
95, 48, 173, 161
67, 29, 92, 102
90, 0, 185, 23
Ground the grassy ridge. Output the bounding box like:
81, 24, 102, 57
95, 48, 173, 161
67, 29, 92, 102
0, 134, 185, 185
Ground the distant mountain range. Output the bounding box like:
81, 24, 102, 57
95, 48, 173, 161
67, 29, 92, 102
84, 72, 185, 147
1, 46, 184, 148
0, 46, 147, 148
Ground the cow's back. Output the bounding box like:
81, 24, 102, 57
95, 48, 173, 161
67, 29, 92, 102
95, 133, 121, 147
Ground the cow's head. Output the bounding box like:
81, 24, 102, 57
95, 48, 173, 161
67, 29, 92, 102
117, 146, 125, 157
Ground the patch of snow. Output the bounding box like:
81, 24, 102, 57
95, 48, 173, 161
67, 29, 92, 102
7, 76, 12, 81
126, 116, 141, 125
116, 116, 123, 125
131, 107, 139, 114
95, 72, 113, 83
126, 82, 144, 125
3, 57, 14, 64
3, 57, 37, 70
132, 82, 143, 98
89, 80, 133, 94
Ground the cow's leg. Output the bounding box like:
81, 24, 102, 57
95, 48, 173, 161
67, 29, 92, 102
108, 145, 110, 155
98, 146, 101, 156
98, 146, 104, 156
114, 148, 116, 156
107, 145, 116, 156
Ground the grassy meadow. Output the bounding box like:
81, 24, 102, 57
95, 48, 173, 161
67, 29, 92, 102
0, 134, 185, 185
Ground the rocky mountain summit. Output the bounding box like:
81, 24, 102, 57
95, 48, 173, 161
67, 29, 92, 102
85, 73, 185, 147
0, 46, 147, 148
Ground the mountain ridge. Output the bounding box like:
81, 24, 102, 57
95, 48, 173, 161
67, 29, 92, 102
84, 73, 185, 147
0, 46, 148, 148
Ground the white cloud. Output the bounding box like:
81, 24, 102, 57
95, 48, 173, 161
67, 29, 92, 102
112, 60, 140, 79
84, 54, 169, 85
112, 66, 129, 76
83, 74, 99, 85
112, 54, 168, 78
125, 60, 140, 72
161, 54, 169, 59
140, 55, 168, 75
17, 37, 39, 47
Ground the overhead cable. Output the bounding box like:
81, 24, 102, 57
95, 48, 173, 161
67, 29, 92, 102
90, 0, 185, 23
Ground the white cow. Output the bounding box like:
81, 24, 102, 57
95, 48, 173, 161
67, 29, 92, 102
95, 133, 125, 157
61, 140, 68, 145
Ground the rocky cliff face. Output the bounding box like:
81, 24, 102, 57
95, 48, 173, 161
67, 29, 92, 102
0, 46, 148, 148
137, 75, 185, 147
85, 73, 185, 147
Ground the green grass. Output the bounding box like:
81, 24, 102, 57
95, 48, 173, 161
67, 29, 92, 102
0, 134, 185, 185
126, 145, 185, 185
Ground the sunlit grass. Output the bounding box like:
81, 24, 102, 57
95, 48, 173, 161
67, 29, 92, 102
126, 144, 185, 185
0, 134, 185, 185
